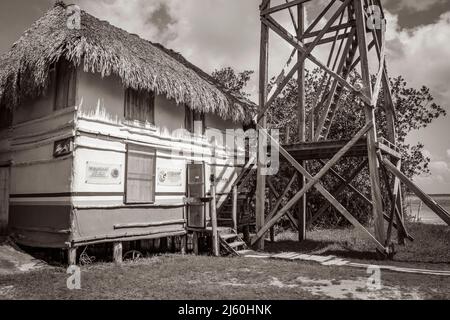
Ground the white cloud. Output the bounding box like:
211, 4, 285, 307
389, 0, 446, 12
385, 11, 450, 104
430, 161, 449, 172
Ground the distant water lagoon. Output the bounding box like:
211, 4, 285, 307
405, 194, 450, 225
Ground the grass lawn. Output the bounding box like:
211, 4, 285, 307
268, 222, 450, 270
0, 222, 448, 300
0, 253, 448, 300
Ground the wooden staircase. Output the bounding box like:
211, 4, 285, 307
315, 24, 359, 141
214, 157, 257, 256
218, 227, 249, 256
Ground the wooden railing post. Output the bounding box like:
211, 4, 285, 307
210, 174, 219, 257
232, 185, 238, 232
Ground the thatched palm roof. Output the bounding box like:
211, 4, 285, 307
0, 2, 256, 123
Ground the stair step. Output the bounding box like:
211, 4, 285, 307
236, 250, 253, 255
228, 241, 246, 249
220, 234, 238, 241
217, 227, 234, 235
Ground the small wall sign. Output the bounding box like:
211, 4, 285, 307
86, 162, 122, 185
53, 138, 73, 158
157, 168, 182, 187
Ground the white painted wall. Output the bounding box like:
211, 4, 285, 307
74, 69, 245, 208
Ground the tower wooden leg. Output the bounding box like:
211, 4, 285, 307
193, 232, 199, 255
160, 237, 168, 252
180, 235, 187, 255
113, 242, 123, 264
68, 247, 77, 266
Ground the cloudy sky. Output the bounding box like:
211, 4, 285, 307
1, 0, 450, 193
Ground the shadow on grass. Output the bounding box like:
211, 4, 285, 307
264, 239, 332, 254
264, 239, 381, 260
265, 222, 449, 266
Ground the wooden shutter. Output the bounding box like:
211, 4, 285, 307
125, 145, 156, 204
0, 103, 12, 129
125, 88, 155, 124
185, 105, 194, 133
54, 59, 76, 111
0, 168, 9, 235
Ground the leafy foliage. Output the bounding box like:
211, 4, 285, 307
211, 67, 254, 98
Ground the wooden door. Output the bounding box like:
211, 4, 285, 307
187, 163, 205, 228
0, 167, 9, 235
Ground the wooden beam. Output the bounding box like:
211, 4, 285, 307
68, 247, 77, 266
319, 159, 370, 204
309, 159, 368, 226
306, 32, 352, 46
258, 1, 348, 122
252, 122, 374, 245
394, 160, 406, 244
192, 231, 199, 255
302, 21, 355, 40
261, 0, 311, 16
314, 29, 355, 141
262, 12, 371, 105
285, 0, 298, 31
303, 0, 338, 36
378, 155, 412, 242
232, 185, 238, 232
266, 173, 298, 222
113, 242, 123, 264
354, 0, 386, 244
297, 3, 306, 242
180, 235, 187, 255
370, 30, 386, 106
255, 2, 270, 250
210, 175, 219, 257
382, 158, 450, 225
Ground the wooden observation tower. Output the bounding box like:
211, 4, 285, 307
249, 0, 450, 255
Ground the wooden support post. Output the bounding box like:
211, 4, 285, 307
193, 232, 199, 255
160, 237, 168, 252
113, 242, 122, 264
232, 185, 238, 232
243, 225, 250, 244
395, 161, 406, 245
154, 238, 160, 251
170, 236, 176, 252
309, 159, 368, 227
269, 191, 275, 242
297, 2, 306, 242
251, 122, 385, 251
255, 0, 270, 251
210, 175, 219, 257
180, 235, 187, 255
68, 247, 77, 266
354, 0, 386, 244
382, 158, 450, 225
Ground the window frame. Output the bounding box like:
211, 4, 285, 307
124, 87, 155, 125
124, 144, 157, 205
185, 105, 205, 135
53, 59, 77, 111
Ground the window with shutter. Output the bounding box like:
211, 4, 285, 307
0, 102, 11, 129
184, 106, 204, 134
125, 145, 156, 204
124, 88, 155, 124
54, 59, 76, 111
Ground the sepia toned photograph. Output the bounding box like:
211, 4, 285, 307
0, 0, 448, 307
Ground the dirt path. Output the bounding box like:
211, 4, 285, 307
0, 239, 48, 275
